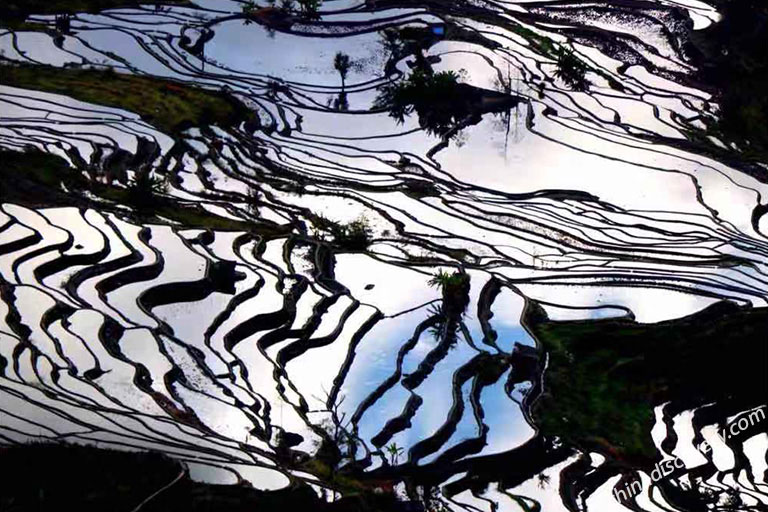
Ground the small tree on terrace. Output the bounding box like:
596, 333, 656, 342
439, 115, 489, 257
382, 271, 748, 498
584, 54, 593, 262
374, 69, 469, 137
333, 51, 351, 90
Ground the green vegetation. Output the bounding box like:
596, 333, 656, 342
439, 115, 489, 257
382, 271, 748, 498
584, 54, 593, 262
427, 270, 468, 290
334, 218, 373, 250
428, 270, 470, 318
553, 48, 590, 91
0, 148, 82, 208
374, 70, 469, 137
527, 301, 768, 462
0, 149, 282, 233
374, 66, 520, 140
311, 215, 373, 251
691, 0, 768, 162
508, 24, 555, 57
385, 442, 404, 465
0, 64, 248, 133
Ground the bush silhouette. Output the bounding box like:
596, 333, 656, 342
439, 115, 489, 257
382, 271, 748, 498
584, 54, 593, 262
374, 70, 469, 137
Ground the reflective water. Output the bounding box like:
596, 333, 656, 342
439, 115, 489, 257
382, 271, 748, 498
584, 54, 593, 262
1, 0, 767, 510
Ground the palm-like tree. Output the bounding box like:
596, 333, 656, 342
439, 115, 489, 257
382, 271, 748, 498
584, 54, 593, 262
385, 442, 404, 465
333, 51, 351, 90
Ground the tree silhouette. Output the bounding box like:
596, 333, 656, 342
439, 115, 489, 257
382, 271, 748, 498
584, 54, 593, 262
553, 48, 590, 91
333, 91, 349, 111
374, 69, 469, 137
333, 51, 351, 90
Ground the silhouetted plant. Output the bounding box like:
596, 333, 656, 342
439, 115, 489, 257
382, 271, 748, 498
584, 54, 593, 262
127, 170, 166, 211
333, 51, 351, 90
385, 442, 404, 465
333, 91, 349, 111
428, 270, 470, 317
553, 48, 590, 91
428, 270, 467, 290
491, 64, 525, 150
311, 215, 373, 251
426, 304, 461, 348
374, 69, 469, 137
334, 216, 372, 250
331, 52, 351, 109
310, 391, 362, 468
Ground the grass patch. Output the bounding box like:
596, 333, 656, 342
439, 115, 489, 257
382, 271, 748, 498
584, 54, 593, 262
0, 64, 248, 134
527, 300, 768, 462
0, 148, 82, 207
0, 149, 289, 234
